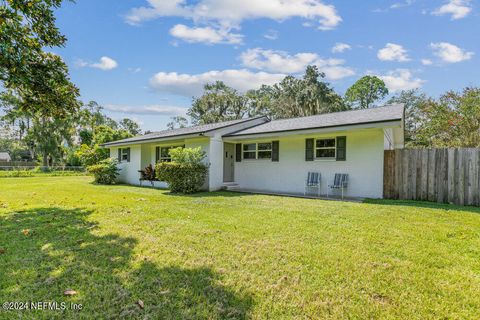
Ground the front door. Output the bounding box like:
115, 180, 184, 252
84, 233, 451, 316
223, 143, 235, 182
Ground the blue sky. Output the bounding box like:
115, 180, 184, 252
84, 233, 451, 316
54, 0, 479, 131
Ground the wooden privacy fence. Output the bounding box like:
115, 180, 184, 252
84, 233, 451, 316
384, 148, 480, 206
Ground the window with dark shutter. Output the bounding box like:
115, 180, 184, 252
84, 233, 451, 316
235, 143, 242, 162
336, 136, 346, 161
118, 148, 122, 162
126, 148, 131, 162
305, 138, 314, 161
155, 147, 160, 163
272, 141, 279, 162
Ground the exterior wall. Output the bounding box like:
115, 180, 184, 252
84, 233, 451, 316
232, 129, 385, 198
110, 138, 211, 189
110, 145, 142, 185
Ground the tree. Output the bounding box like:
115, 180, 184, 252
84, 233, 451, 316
167, 116, 188, 130
24, 115, 76, 166
344, 75, 389, 109
1, 1, 80, 116
388, 89, 429, 146
269, 66, 346, 118
187, 66, 347, 124
188, 81, 248, 125
119, 118, 141, 135
415, 87, 480, 148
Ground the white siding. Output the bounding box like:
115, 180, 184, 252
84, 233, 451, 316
110, 138, 211, 189
233, 129, 385, 198
110, 145, 142, 185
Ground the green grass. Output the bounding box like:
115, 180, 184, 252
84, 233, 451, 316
1, 176, 479, 319
0, 170, 87, 178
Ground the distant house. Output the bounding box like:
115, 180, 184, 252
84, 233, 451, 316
101, 104, 405, 199
0, 152, 11, 162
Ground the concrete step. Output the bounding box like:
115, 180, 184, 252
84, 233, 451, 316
222, 182, 239, 191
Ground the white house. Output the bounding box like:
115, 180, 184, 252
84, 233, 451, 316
102, 104, 404, 199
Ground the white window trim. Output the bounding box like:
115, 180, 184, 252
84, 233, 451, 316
315, 137, 336, 160
242, 142, 272, 160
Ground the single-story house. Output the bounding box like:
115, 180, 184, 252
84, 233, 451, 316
0, 152, 11, 162
102, 104, 404, 199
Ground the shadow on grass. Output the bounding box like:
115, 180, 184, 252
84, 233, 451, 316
0, 208, 252, 319
364, 198, 480, 214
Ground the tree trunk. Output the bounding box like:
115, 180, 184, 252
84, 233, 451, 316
43, 153, 48, 167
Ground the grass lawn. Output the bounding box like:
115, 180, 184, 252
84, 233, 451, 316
1, 176, 480, 319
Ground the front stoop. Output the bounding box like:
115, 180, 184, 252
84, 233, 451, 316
221, 182, 240, 191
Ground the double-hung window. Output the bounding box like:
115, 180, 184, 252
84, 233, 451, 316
118, 147, 130, 162
257, 142, 272, 159
159, 146, 173, 162
156, 145, 185, 163
243, 143, 257, 159
242, 142, 272, 160
315, 138, 336, 159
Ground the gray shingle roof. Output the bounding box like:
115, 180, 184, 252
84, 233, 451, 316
102, 116, 266, 146
226, 104, 404, 137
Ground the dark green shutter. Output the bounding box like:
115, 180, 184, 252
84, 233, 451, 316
126, 148, 131, 162
118, 148, 122, 161
272, 141, 279, 162
235, 143, 242, 162
336, 136, 346, 161
155, 147, 160, 163
305, 139, 314, 161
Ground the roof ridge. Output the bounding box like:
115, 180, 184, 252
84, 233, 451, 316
270, 104, 403, 123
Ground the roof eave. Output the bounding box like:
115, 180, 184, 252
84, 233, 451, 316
100, 133, 206, 148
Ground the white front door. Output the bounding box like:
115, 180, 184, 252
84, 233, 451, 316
223, 143, 235, 182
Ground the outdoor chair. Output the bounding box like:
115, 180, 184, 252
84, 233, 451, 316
304, 172, 321, 197
327, 173, 348, 199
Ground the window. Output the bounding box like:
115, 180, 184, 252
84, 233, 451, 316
156, 145, 185, 162
258, 142, 272, 159
315, 138, 336, 159
118, 147, 130, 162
242, 142, 272, 160
243, 143, 256, 159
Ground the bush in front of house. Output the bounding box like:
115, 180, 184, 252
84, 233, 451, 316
87, 158, 120, 184
155, 147, 209, 193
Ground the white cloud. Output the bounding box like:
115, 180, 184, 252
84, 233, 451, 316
430, 42, 474, 63
91, 56, 118, 70
104, 104, 187, 115
432, 0, 472, 20
128, 67, 142, 73
263, 29, 279, 40
126, 0, 342, 31
390, 0, 415, 9
240, 48, 355, 80
169, 24, 243, 44
421, 59, 433, 65
377, 69, 425, 92
75, 56, 118, 71
150, 69, 286, 97
331, 42, 351, 53
377, 43, 410, 62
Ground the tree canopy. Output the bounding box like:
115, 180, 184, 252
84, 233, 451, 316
188, 66, 347, 124
1, 0, 79, 116
344, 75, 389, 109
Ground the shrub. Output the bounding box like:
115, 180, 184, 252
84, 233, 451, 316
87, 158, 120, 184
155, 147, 208, 193
75, 144, 109, 166
139, 164, 157, 181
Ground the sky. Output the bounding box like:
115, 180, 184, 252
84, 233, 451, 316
53, 0, 479, 131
